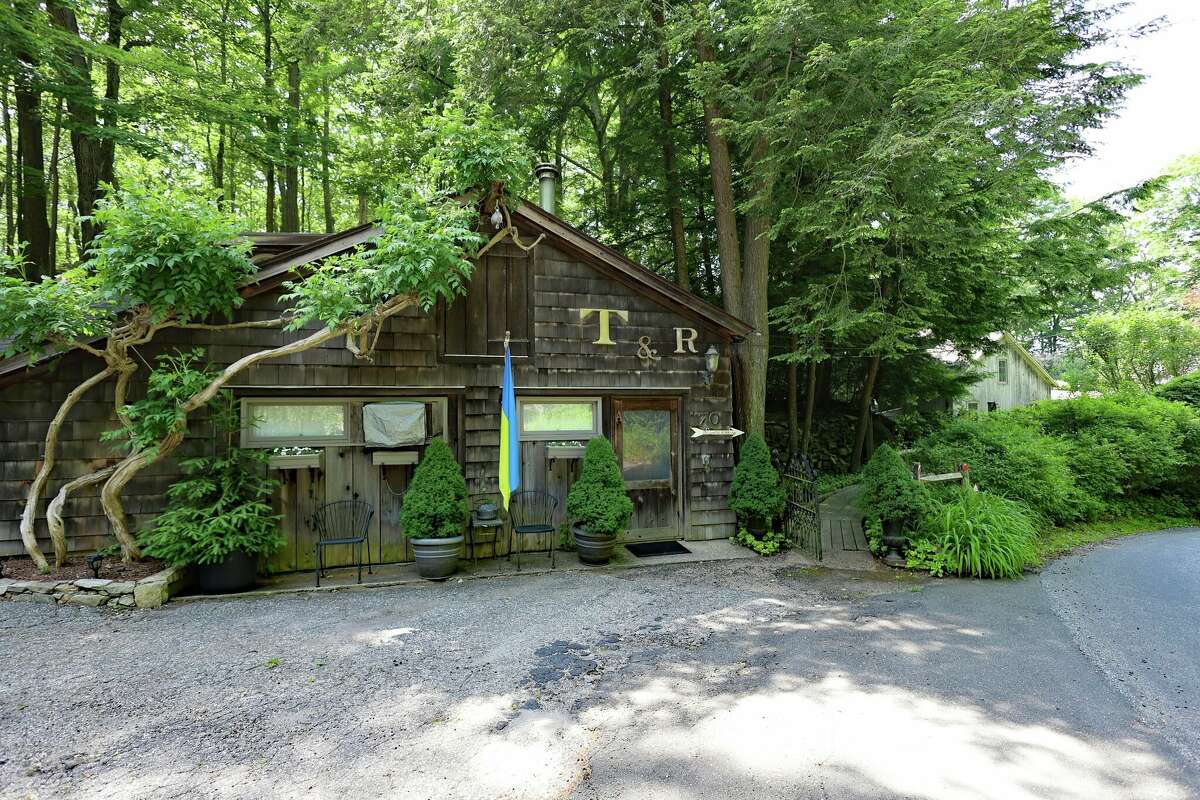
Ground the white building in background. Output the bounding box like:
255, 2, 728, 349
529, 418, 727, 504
960, 333, 1060, 412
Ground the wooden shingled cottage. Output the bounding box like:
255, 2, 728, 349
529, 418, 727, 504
0, 171, 753, 571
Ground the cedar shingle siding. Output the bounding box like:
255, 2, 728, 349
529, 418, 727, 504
0, 227, 744, 562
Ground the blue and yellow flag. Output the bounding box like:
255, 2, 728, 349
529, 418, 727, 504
499, 339, 520, 509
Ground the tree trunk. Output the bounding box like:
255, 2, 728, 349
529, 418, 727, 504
2, 77, 14, 257
280, 59, 301, 232
20, 365, 116, 569
787, 336, 799, 458
801, 360, 817, 455
46, 0, 116, 253
321, 75, 334, 233
851, 355, 881, 471
14, 58, 50, 277
357, 191, 369, 224
48, 97, 63, 273
739, 137, 774, 437
47, 465, 117, 561
653, 4, 688, 291
260, 0, 277, 232
694, 28, 741, 314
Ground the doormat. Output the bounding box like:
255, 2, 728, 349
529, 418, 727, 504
625, 541, 691, 558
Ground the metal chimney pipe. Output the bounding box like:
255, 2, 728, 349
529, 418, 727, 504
533, 162, 560, 215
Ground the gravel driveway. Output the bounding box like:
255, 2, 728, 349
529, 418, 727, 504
3, 531, 1199, 800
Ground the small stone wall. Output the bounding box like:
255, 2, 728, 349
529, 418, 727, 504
0, 566, 190, 609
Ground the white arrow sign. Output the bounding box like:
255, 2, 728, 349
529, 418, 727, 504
690, 426, 745, 440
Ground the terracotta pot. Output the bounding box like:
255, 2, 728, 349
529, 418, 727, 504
195, 549, 257, 594
410, 536, 463, 580
573, 524, 617, 565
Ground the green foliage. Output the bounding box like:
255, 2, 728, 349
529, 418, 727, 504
420, 95, 533, 200
917, 489, 1038, 579
86, 183, 257, 324
1155, 371, 1200, 410
1071, 308, 1200, 392
138, 448, 282, 568
732, 527, 789, 556
1023, 392, 1200, 506
864, 517, 885, 557
0, 268, 111, 361
283, 185, 484, 328
399, 438, 469, 539
728, 433, 786, 524
816, 471, 859, 497
904, 538, 949, 578
858, 444, 932, 528
565, 437, 634, 537
912, 412, 1085, 525
102, 351, 216, 455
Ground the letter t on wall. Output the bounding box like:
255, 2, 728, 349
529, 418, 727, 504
579, 308, 630, 346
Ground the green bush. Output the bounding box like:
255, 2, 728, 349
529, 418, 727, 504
1023, 392, 1200, 506
139, 448, 282, 567
858, 444, 932, 528
566, 437, 634, 536
399, 438, 469, 539
1155, 371, 1200, 409
911, 412, 1085, 524
917, 489, 1038, 579
728, 433, 787, 525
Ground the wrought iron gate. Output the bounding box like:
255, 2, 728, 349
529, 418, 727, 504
783, 455, 822, 561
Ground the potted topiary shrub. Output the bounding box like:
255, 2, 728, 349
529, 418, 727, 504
566, 437, 634, 565
858, 443, 933, 566
139, 447, 283, 593
400, 438, 470, 580
728, 433, 787, 538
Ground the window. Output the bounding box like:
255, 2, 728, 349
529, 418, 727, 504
519, 397, 602, 441
997, 358, 1009, 384
242, 401, 350, 446
441, 246, 533, 360
967, 401, 979, 412
619, 409, 672, 483
987, 401, 998, 412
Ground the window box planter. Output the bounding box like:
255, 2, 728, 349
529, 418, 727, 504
268, 452, 323, 470
546, 444, 586, 460
371, 450, 420, 466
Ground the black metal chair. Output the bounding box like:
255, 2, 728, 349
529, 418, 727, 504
508, 490, 558, 570
311, 500, 375, 587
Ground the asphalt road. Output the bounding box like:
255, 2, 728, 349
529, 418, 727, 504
2, 529, 1198, 800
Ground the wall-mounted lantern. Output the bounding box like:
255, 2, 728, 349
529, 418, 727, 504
704, 344, 720, 385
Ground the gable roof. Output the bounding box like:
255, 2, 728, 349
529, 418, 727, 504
999, 332, 1059, 388
0, 203, 751, 379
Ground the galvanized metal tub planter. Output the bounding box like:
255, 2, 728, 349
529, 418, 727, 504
411, 536, 463, 580
194, 550, 258, 594
572, 524, 617, 565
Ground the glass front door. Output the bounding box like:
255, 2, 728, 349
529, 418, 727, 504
612, 397, 681, 541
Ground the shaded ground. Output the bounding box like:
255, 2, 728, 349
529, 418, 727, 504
2, 530, 1198, 799
0, 556, 167, 582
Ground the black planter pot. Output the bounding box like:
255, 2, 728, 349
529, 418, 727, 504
195, 549, 258, 594
746, 515, 771, 538
881, 519, 907, 567
573, 524, 617, 565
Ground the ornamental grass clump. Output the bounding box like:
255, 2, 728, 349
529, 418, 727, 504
566, 437, 634, 536
917, 488, 1038, 579
728, 433, 786, 530
400, 438, 469, 539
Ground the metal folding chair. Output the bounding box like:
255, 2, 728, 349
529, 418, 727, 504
508, 490, 558, 570
311, 500, 375, 587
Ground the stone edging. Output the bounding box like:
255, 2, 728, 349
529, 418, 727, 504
0, 565, 191, 609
